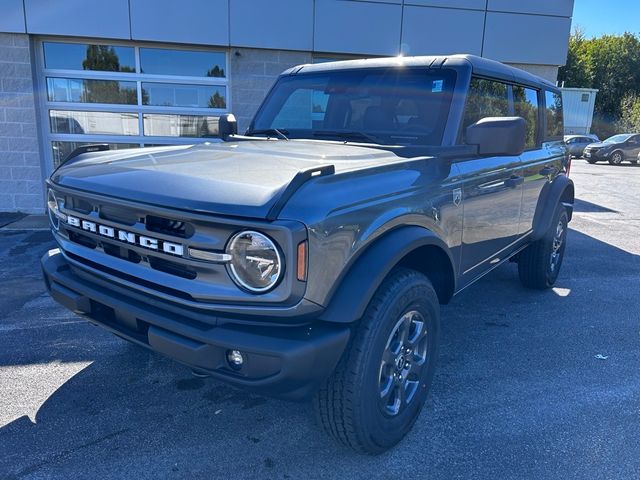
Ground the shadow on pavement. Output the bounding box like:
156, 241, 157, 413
1, 227, 639, 479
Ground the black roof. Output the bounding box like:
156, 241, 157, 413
285, 54, 558, 91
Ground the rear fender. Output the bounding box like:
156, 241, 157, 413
531, 174, 574, 240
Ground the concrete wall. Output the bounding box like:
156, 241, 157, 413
230, 48, 313, 133
0, 0, 574, 213
8, 0, 573, 68
0, 33, 43, 213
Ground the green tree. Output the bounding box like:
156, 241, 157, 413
616, 93, 640, 132
558, 30, 640, 137
81, 46, 139, 104
558, 28, 591, 88
207, 91, 226, 109
206, 65, 225, 78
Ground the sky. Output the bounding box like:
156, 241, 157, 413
572, 0, 640, 38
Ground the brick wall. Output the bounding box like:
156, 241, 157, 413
0, 33, 44, 214
230, 48, 312, 133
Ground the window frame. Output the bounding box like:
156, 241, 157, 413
34, 36, 230, 173
543, 89, 564, 142
459, 75, 543, 151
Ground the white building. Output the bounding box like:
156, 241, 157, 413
561, 87, 599, 135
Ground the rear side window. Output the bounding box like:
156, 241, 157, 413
513, 86, 539, 149
545, 91, 563, 140
462, 78, 509, 140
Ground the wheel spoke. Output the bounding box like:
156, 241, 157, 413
397, 378, 407, 407
400, 314, 412, 345
379, 372, 393, 400
382, 348, 396, 366
378, 310, 428, 416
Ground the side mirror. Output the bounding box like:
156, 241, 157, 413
218, 113, 238, 140
466, 117, 526, 156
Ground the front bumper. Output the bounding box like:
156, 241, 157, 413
583, 149, 610, 160
42, 248, 350, 399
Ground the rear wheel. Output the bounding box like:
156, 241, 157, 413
518, 206, 568, 289
609, 151, 624, 165
314, 268, 440, 454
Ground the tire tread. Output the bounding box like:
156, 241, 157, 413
313, 268, 438, 453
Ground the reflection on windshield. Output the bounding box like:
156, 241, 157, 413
605, 134, 632, 143
250, 67, 457, 146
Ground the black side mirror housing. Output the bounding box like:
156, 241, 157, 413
466, 116, 526, 156
218, 113, 238, 140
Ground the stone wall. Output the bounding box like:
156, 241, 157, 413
0, 33, 43, 213
229, 48, 312, 133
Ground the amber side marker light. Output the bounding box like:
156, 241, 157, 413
297, 241, 308, 281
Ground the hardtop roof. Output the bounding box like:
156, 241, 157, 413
285, 54, 558, 92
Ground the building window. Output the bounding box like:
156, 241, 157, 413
38, 39, 228, 169
581, 93, 590, 102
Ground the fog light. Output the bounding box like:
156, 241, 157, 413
226, 350, 244, 370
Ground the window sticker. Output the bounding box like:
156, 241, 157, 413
432, 80, 444, 93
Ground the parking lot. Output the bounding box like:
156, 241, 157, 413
1, 159, 639, 480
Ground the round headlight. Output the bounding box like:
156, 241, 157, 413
226, 231, 282, 293
47, 189, 60, 230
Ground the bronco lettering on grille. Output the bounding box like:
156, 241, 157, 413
65, 215, 184, 256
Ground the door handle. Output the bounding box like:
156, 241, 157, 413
505, 175, 524, 188
539, 166, 554, 176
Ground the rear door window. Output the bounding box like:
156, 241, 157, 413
513, 86, 539, 150
544, 91, 564, 140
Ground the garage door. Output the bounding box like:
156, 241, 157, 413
35, 38, 228, 172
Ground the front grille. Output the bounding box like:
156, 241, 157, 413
102, 243, 142, 263
68, 231, 97, 249
61, 193, 201, 281
54, 189, 256, 306
146, 215, 193, 238
66, 251, 195, 301
148, 256, 196, 279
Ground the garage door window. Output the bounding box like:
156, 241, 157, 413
37, 39, 228, 169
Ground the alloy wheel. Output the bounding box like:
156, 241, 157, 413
550, 218, 565, 273
378, 310, 429, 416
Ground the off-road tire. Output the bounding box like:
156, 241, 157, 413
313, 268, 440, 454
518, 206, 568, 289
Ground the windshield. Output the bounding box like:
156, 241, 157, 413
249, 67, 457, 146
604, 134, 632, 143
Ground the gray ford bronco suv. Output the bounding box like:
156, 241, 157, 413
42, 54, 573, 454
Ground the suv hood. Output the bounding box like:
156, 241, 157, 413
52, 140, 404, 218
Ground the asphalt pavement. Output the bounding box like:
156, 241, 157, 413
1, 159, 639, 479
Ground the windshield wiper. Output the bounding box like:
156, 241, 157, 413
312, 130, 380, 144
246, 128, 289, 140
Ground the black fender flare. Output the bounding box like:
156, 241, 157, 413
318, 226, 455, 324
531, 174, 575, 241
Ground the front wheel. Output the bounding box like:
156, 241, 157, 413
314, 268, 440, 454
518, 206, 568, 289
609, 151, 624, 165
586, 158, 597, 164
